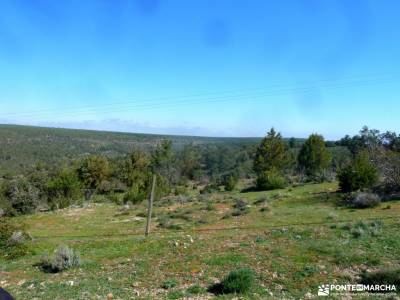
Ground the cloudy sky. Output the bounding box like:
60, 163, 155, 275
0, 0, 399, 138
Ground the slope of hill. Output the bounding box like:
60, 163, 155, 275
0, 124, 260, 176
1, 182, 399, 299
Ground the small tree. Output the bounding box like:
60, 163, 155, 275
120, 149, 151, 188
253, 128, 289, 175
253, 128, 289, 190
337, 152, 378, 192
2, 176, 40, 215
221, 172, 238, 191
298, 134, 331, 177
152, 140, 177, 182
46, 169, 82, 209
77, 155, 109, 189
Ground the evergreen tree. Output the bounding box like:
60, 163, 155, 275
77, 155, 109, 189
253, 128, 289, 175
297, 134, 331, 176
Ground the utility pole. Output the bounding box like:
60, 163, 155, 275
145, 174, 156, 237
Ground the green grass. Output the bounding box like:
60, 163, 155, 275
1, 181, 400, 299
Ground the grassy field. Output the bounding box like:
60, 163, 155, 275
1, 182, 400, 299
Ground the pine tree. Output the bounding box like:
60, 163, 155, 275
297, 134, 331, 176
253, 128, 289, 175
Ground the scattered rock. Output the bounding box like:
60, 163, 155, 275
304, 292, 313, 299
17, 280, 26, 286
7, 231, 25, 246
107, 293, 113, 299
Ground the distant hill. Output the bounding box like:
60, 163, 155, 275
0, 124, 260, 176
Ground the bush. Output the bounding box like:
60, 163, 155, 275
338, 152, 378, 192
1, 176, 40, 215
108, 192, 123, 205
161, 279, 178, 289
46, 169, 82, 210
123, 184, 147, 205
233, 198, 248, 210
342, 220, 382, 238
157, 216, 182, 230
254, 196, 268, 205
256, 169, 286, 191
221, 173, 238, 191
359, 268, 400, 289
351, 192, 381, 208
200, 183, 219, 194
186, 284, 205, 295
0, 218, 29, 259
209, 268, 255, 295
40, 245, 81, 273
77, 155, 109, 189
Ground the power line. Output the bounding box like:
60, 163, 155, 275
4, 73, 399, 120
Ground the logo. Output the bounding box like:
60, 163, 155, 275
318, 285, 330, 296
317, 284, 397, 296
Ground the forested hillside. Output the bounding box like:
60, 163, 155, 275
0, 124, 259, 176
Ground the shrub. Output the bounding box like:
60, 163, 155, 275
233, 198, 248, 210
351, 192, 381, 209
108, 192, 123, 205
1, 176, 40, 215
46, 169, 82, 209
209, 268, 255, 295
161, 279, 178, 289
231, 209, 249, 216
231, 198, 249, 216
256, 169, 286, 191
174, 186, 186, 196
167, 291, 185, 300
77, 155, 109, 189
344, 220, 382, 238
221, 173, 238, 191
186, 284, 205, 295
0, 218, 29, 259
359, 268, 400, 289
40, 245, 81, 273
123, 184, 147, 205
254, 195, 268, 205
338, 152, 378, 192
157, 216, 182, 230
351, 227, 365, 238
205, 201, 215, 211
200, 183, 219, 194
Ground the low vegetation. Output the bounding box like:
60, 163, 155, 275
359, 268, 400, 288
351, 192, 381, 209
39, 245, 81, 273
209, 268, 255, 295
0, 125, 400, 298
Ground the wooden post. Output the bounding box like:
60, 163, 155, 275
145, 174, 156, 236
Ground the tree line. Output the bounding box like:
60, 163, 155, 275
1, 126, 399, 216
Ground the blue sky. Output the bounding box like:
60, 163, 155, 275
0, 0, 399, 139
